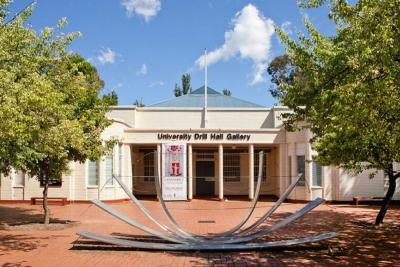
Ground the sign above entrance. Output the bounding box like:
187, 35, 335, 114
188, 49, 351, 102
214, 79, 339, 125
157, 133, 251, 142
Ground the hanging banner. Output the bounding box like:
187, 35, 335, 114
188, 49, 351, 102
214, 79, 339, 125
162, 143, 187, 201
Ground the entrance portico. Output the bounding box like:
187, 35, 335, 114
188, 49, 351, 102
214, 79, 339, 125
130, 141, 279, 201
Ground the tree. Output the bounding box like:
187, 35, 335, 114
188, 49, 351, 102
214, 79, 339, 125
0, 2, 111, 224
222, 89, 232, 96
267, 55, 303, 99
133, 98, 145, 107
181, 73, 192, 95
174, 83, 182, 97
274, 0, 400, 225
174, 73, 192, 97
102, 90, 118, 106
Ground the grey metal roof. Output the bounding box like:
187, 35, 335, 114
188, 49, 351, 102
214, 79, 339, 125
148, 86, 265, 108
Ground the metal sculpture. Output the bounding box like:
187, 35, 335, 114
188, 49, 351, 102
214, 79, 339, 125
78, 151, 337, 250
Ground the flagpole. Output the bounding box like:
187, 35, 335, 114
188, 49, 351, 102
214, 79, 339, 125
204, 48, 208, 128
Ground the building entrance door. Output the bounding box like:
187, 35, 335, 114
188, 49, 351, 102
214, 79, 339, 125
195, 161, 215, 196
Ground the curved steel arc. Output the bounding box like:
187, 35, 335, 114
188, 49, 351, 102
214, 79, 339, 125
115, 168, 313, 245
208, 173, 303, 241
113, 175, 197, 241
213, 197, 324, 244
236, 173, 303, 237
153, 152, 264, 240
90, 199, 188, 244
78, 230, 338, 251
101, 179, 323, 244
153, 161, 318, 244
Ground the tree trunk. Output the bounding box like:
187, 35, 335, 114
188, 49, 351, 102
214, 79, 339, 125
42, 174, 50, 225
375, 169, 397, 225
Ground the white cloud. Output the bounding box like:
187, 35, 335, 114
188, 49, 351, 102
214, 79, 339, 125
136, 64, 148, 75
121, 0, 161, 22
195, 4, 275, 85
148, 81, 164, 88
97, 48, 116, 65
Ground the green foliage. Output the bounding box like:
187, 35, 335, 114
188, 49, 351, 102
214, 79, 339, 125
222, 89, 232, 96
102, 90, 118, 106
267, 55, 304, 99
174, 83, 182, 97
181, 73, 192, 95
133, 98, 145, 107
0, 2, 110, 204
274, 0, 400, 224
174, 73, 192, 97
275, 0, 400, 175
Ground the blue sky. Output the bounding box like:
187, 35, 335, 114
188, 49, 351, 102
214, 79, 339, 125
12, 0, 334, 107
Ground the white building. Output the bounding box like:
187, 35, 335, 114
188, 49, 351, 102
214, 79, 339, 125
1, 86, 399, 202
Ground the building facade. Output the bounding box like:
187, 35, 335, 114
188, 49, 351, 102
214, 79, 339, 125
1, 86, 399, 202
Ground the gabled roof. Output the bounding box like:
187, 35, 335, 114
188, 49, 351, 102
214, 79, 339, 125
148, 86, 265, 108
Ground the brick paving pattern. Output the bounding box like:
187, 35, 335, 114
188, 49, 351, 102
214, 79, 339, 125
0, 198, 399, 266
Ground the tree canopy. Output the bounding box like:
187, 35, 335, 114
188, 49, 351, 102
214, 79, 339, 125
174, 73, 192, 97
102, 90, 118, 106
0, 1, 111, 223
274, 0, 400, 224
222, 89, 232, 96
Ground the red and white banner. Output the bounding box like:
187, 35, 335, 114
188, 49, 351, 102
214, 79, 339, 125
162, 143, 187, 200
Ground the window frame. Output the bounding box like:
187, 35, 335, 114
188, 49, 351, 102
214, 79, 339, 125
223, 150, 241, 183
87, 160, 99, 187
296, 155, 306, 186
105, 154, 114, 186
312, 161, 322, 187
142, 149, 155, 183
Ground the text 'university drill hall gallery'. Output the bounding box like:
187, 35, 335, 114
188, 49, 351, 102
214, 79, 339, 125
1, 86, 399, 203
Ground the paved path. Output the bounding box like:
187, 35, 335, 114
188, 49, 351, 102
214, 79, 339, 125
0, 198, 399, 266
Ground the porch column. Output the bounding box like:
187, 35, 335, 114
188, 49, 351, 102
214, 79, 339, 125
124, 144, 133, 192
157, 144, 161, 185
218, 144, 224, 200
248, 144, 254, 200
98, 156, 105, 200
279, 143, 286, 196
188, 144, 193, 200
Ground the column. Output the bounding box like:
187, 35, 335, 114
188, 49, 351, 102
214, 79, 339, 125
157, 144, 161, 185
279, 143, 286, 196
98, 156, 104, 200
188, 144, 193, 200
248, 144, 254, 200
124, 144, 133, 193
218, 144, 224, 200
305, 139, 313, 200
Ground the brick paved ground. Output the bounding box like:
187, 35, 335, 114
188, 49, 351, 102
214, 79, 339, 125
0, 198, 399, 267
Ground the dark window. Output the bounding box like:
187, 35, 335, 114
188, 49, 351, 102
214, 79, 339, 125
297, 155, 305, 186
195, 150, 216, 160
224, 151, 241, 182
143, 150, 155, 182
